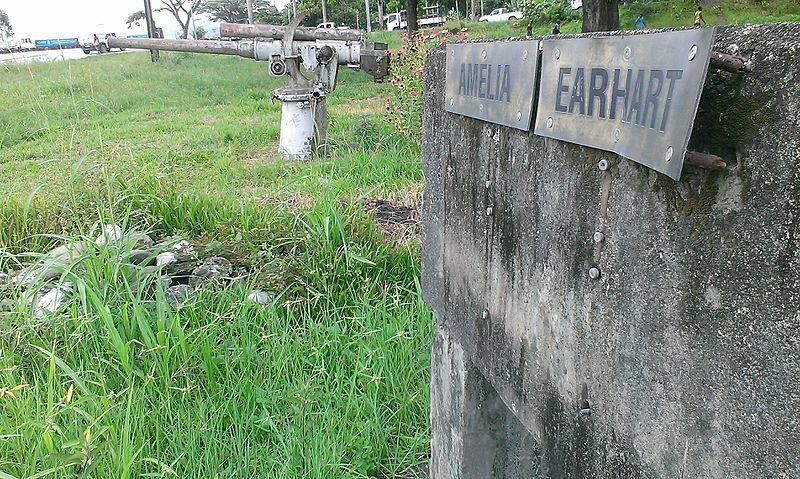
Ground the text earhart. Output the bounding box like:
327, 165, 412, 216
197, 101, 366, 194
555, 67, 684, 133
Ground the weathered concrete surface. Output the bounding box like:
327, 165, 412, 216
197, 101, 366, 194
422, 24, 800, 478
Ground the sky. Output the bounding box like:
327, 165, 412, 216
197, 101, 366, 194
0, 0, 289, 41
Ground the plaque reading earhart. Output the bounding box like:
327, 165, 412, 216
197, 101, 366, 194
534, 28, 716, 180
445, 41, 540, 130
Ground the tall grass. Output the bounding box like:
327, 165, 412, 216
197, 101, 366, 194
0, 50, 431, 478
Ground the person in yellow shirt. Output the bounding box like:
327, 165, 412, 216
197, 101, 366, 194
694, 6, 707, 26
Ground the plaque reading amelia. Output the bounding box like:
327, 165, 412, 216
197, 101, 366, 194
445, 41, 540, 130
534, 28, 716, 180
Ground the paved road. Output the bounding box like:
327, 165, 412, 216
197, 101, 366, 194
0, 48, 130, 65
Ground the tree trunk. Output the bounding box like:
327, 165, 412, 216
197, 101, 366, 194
470, 0, 477, 21
582, 0, 620, 32
247, 0, 254, 23
406, 0, 418, 31
376, 0, 384, 30
322, 0, 328, 23
365, 0, 372, 32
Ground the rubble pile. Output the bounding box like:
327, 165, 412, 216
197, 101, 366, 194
0, 224, 274, 318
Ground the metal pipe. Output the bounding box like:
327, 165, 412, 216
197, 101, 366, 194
107, 37, 257, 58
220, 22, 362, 41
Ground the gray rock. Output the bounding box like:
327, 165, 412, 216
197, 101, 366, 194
135, 233, 155, 249
166, 284, 192, 309
13, 241, 88, 289
129, 249, 154, 265
246, 289, 274, 305
33, 283, 72, 318
189, 256, 233, 288
171, 240, 195, 258
95, 224, 123, 246
0, 299, 15, 312
156, 252, 177, 267
0, 273, 9, 289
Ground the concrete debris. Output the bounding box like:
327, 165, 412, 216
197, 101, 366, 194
129, 249, 154, 266
135, 233, 155, 249
33, 283, 72, 318
2, 225, 269, 317
96, 224, 124, 246
247, 289, 274, 305
157, 252, 178, 267
171, 240, 195, 258
12, 241, 88, 288
166, 284, 193, 309
189, 256, 232, 288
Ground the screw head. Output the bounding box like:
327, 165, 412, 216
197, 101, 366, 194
481, 50, 487, 60
593, 231, 605, 243
517, 111, 522, 121
613, 128, 621, 142
598, 159, 610, 171
482, 309, 489, 319
623, 46, 632, 60
554, 48, 561, 60
546, 117, 554, 128
485, 207, 494, 217
688, 44, 698, 61
523, 50, 528, 61
588, 267, 601, 280
665, 146, 674, 162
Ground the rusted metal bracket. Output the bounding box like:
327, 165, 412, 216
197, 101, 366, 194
685, 150, 727, 170
710, 51, 751, 73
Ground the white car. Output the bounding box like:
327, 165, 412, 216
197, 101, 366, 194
478, 8, 523, 22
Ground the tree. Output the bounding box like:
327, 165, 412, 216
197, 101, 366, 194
254, 4, 286, 24
201, 0, 271, 23
126, 10, 147, 28
581, 0, 619, 32
157, 0, 204, 39
406, 0, 418, 31
0, 9, 12, 40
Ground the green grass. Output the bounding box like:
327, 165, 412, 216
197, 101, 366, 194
2, 5, 799, 475
0, 51, 430, 478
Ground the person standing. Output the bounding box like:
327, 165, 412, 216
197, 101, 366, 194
694, 6, 707, 26
634, 13, 646, 29
552, 20, 561, 34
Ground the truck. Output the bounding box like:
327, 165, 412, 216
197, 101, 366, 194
34, 38, 81, 50
386, 5, 446, 31
82, 33, 126, 54
478, 8, 523, 22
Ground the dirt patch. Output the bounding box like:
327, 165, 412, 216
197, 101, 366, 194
333, 95, 385, 115
365, 198, 420, 244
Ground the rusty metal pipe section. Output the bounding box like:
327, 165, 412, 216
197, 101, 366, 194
107, 37, 258, 58
220, 22, 362, 42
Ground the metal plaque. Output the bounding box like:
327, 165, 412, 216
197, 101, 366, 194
534, 28, 716, 180
445, 41, 540, 130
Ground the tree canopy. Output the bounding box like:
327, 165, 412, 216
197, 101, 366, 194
157, 0, 204, 38
0, 9, 12, 39
202, 0, 273, 23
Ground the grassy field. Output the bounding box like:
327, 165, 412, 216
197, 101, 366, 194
0, 52, 430, 478
2, 6, 799, 477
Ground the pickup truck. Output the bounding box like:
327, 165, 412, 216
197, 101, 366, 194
82, 33, 125, 54
478, 8, 523, 22
317, 22, 352, 30
386, 7, 446, 31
